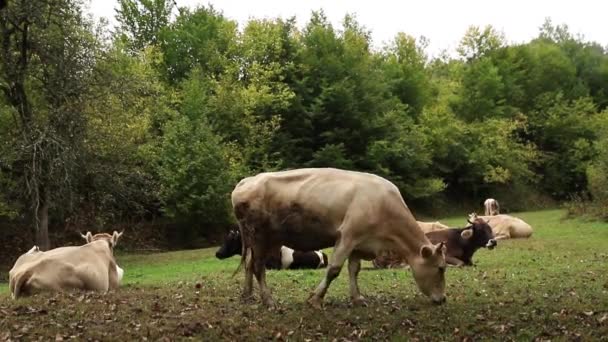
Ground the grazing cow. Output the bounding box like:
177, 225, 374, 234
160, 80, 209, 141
469, 213, 532, 240
215, 228, 328, 270
374, 217, 497, 268
231, 168, 447, 308
417, 220, 450, 233
484, 198, 500, 216
8, 231, 124, 299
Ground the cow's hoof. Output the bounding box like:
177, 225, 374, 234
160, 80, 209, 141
262, 297, 276, 309
307, 296, 323, 309
240, 294, 255, 304
351, 296, 367, 307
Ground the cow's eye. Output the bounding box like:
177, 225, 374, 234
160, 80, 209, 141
439, 266, 446, 274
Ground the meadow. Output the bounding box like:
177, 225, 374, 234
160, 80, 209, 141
1, 209, 607, 341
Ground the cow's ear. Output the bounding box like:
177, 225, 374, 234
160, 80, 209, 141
435, 241, 447, 255
420, 245, 434, 259
112, 231, 123, 247
461, 229, 473, 239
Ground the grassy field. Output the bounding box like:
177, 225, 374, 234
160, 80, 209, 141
1, 209, 607, 341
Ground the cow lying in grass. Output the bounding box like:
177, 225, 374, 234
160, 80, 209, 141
469, 212, 533, 240
216, 228, 328, 270
374, 216, 496, 268
9, 231, 124, 299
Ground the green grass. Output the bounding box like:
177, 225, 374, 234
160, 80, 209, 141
1, 209, 607, 341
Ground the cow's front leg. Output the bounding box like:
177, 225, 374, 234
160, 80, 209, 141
493, 233, 510, 241
347, 255, 365, 306
445, 255, 465, 267
307, 236, 354, 309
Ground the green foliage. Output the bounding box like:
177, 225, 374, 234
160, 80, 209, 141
159, 5, 237, 83
157, 115, 237, 227
115, 0, 174, 53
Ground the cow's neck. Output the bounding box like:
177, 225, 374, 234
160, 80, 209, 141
390, 229, 429, 261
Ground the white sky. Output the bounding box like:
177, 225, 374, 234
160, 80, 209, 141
85, 0, 607, 57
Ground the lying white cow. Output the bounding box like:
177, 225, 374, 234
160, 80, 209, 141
469, 213, 532, 240
9, 231, 124, 299
417, 221, 450, 233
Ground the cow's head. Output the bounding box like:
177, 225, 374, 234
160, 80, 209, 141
410, 241, 447, 305
215, 228, 242, 259
80, 231, 123, 249
463, 217, 496, 249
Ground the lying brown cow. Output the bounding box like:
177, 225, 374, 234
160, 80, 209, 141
9, 231, 124, 299
232, 167, 447, 308
374, 217, 496, 268
469, 213, 533, 240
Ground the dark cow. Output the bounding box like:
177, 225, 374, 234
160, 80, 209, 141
426, 216, 496, 266
216, 228, 328, 270
374, 216, 496, 268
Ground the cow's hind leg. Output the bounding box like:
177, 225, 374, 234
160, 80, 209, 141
307, 236, 354, 309
347, 254, 365, 306
252, 250, 274, 308
241, 249, 255, 302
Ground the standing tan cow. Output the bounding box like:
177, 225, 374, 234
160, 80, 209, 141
232, 168, 447, 308
484, 198, 500, 216
9, 231, 124, 299
469, 213, 532, 240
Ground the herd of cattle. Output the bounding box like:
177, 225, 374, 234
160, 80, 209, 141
7, 168, 533, 307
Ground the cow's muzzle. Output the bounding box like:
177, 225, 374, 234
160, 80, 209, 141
215, 250, 229, 259
486, 239, 497, 250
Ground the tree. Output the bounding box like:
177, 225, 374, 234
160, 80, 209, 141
159, 5, 237, 84
0, 0, 101, 249
457, 25, 505, 61
115, 0, 174, 53
381, 33, 431, 115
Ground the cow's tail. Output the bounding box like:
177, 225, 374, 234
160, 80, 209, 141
232, 246, 251, 278
9, 269, 33, 299
231, 219, 250, 278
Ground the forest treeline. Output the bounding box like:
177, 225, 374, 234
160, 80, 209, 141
1, 0, 607, 249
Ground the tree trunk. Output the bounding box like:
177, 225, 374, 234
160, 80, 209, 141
36, 187, 50, 251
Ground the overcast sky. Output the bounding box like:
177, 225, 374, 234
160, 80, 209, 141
86, 0, 607, 57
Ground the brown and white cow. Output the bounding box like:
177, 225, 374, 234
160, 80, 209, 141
417, 221, 450, 233
374, 217, 497, 268
8, 231, 124, 299
469, 213, 532, 240
484, 198, 500, 216
231, 168, 447, 308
